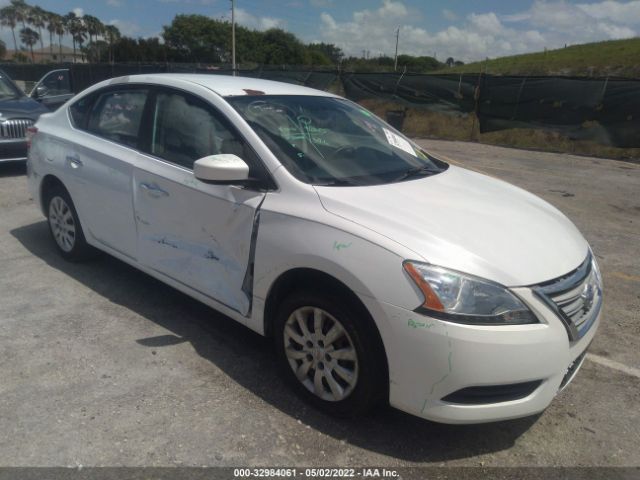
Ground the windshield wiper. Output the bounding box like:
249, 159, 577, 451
314, 178, 360, 187
393, 165, 439, 182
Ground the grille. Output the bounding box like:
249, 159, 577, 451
0, 119, 34, 139
534, 254, 602, 341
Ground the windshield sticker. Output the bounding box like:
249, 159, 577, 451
383, 128, 417, 157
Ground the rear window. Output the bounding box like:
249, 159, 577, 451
69, 94, 95, 129
86, 89, 148, 148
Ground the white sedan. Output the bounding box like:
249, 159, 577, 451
26, 74, 602, 424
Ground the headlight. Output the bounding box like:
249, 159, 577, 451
403, 261, 538, 325
591, 254, 603, 290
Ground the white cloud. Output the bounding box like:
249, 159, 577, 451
156, 0, 216, 4
576, 0, 640, 25
316, 0, 638, 62
318, 1, 530, 62
468, 12, 504, 34
442, 9, 458, 21
503, 1, 637, 45
73, 7, 84, 18
108, 19, 141, 37
310, 0, 333, 7
234, 8, 286, 30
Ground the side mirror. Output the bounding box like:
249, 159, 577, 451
193, 154, 250, 184
33, 85, 49, 99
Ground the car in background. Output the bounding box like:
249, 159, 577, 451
27, 74, 602, 424
0, 69, 49, 163
29, 69, 75, 111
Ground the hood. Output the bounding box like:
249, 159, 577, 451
314, 165, 589, 287
0, 95, 49, 119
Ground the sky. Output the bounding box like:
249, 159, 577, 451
1, 0, 640, 62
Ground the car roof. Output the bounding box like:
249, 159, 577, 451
122, 73, 338, 98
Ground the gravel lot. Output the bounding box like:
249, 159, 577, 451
0, 140, 638, 468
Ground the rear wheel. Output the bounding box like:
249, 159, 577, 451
45, 186, 93, 261
274, 289, 387, 416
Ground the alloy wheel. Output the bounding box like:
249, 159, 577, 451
49, 196, 76, 252
283, 306, 359, 402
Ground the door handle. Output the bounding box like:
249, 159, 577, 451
66, 154, 82, 169
139, 182, 169, 198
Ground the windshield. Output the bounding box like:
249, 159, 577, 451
0, 72, 22, 100
226, 95, 447, 186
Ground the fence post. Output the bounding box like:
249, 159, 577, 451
596, 75, 609, 111
511, 76, 528, 120
470, 70, 484, 141
393, 65, 407, 98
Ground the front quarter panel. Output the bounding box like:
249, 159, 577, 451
249, 171, 428, 375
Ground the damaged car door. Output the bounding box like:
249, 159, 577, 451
133, 88, 267, 316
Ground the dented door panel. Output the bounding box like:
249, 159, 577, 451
133, 154, 265, 316
64, 132, 138, 259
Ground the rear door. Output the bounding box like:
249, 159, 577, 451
67, 85, 150, 260
133, 87, 269, 315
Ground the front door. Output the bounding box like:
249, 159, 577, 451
31, 69, 75, 111
133, 88, 268, 315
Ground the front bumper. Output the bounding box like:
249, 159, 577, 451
0, 139, 27, 162
364, 287, 600, 424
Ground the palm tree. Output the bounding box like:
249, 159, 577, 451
74, 18, 87, 62
29, 5, 47, 53
10, 0, 29, 30
19, 26, 39, 62
51, 13, 65, 60
46, 12, 58, 59
83, 14, 103, 62
64, 11, 86, 63
83, 15, 103, 45
104, 24, 120, 64
0, 5, 19, 54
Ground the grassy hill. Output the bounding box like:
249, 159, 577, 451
439, 38, 640, 77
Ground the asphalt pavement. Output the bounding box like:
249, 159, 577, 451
0, 139, 638, 468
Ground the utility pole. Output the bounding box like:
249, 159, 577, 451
231, 0, 236, 76
394, 26, 400, 71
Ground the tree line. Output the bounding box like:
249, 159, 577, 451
0, 1, 463, 72
0, 0, 120, 63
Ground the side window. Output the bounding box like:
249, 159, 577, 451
150, 90, 252, 170
69, 93, 95, 129
87, 89, 148, 148
40, 70, 71, 96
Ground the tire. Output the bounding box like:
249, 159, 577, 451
44, 185, 94, 262
274, 288, 387, 417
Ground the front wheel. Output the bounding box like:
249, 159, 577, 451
274, 289, 387, 417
